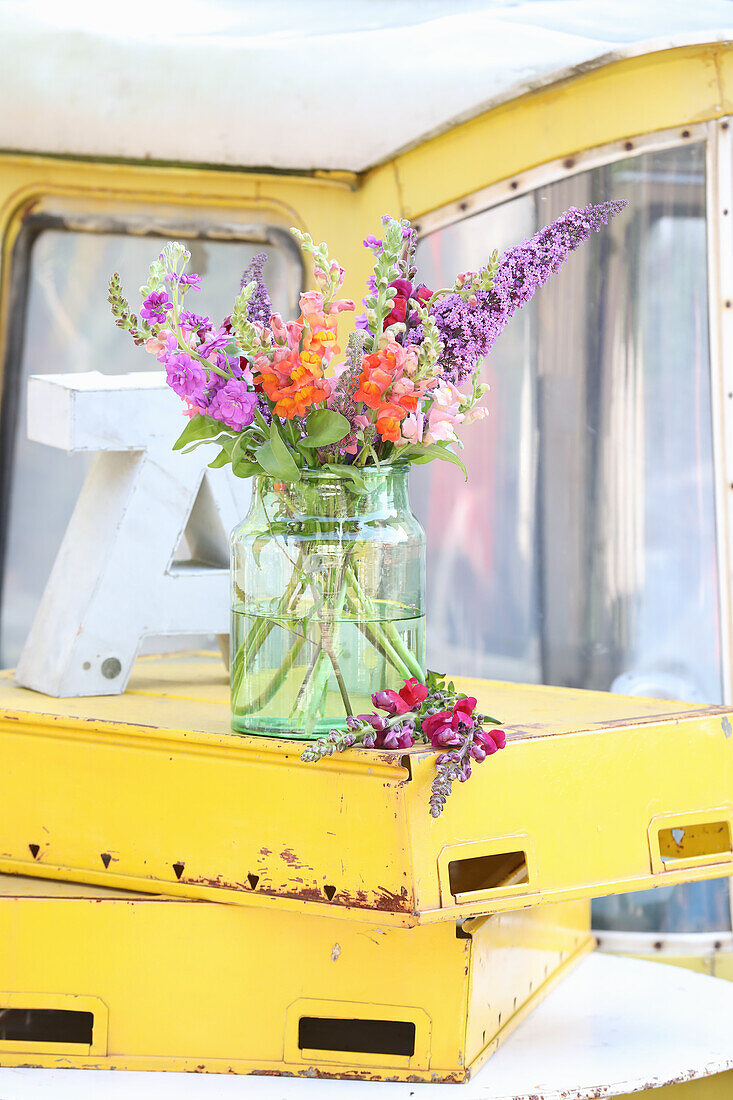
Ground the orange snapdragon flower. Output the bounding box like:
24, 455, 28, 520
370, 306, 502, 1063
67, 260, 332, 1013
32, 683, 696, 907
354, 341, 408, 409
257, 347, 328, 419
375, 401, 408, 443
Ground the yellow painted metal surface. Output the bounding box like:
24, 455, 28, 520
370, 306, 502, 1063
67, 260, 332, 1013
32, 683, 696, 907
0, 874, 590, 1081
0, 653, 730, 924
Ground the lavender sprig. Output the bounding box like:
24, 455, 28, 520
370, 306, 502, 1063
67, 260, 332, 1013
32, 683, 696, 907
240, 252, 272, 327
431, 199, 627, 383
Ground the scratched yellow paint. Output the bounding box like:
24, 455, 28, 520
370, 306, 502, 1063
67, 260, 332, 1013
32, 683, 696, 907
0, 653, 730, 926
0, 874, 590, 1080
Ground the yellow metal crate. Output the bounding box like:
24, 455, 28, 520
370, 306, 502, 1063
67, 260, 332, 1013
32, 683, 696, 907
0, 653, 731, 925
0, 873, 590, 1081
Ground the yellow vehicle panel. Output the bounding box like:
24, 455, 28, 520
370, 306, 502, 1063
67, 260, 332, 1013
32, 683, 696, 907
0, 874, 590, 1081
0, 653, 730, 925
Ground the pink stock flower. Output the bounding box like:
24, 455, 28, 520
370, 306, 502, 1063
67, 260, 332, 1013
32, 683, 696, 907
207, 379, 257, 431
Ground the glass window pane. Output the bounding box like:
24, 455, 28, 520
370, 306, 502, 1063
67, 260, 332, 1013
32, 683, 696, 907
413, 142, 729, 932
0, 228, 297, 664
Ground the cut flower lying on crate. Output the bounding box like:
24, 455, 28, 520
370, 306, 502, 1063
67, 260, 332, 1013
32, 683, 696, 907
301, 671, 506, 817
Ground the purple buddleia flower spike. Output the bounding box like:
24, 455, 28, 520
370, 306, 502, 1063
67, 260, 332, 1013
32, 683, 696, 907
240, 252, 272, 328
431, 199, 627, 383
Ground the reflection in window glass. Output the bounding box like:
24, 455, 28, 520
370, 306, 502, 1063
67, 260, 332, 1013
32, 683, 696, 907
413, 143, 730, 932
0, 229, 297, 664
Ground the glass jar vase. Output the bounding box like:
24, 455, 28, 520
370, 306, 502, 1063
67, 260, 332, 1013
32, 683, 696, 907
230, 466, 426, 737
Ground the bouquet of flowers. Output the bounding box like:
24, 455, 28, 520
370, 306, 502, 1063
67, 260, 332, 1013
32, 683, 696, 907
109, 199, 626, 814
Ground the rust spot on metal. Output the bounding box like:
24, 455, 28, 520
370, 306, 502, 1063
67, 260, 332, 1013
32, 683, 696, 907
183, 873, 414, 913
280, 848, 304, 867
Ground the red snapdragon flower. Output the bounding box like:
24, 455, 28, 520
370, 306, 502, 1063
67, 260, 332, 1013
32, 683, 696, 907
383, 279, 433, 330
422, 696, 479, 748
474, 728, 506, 755
399, 677, 429, 708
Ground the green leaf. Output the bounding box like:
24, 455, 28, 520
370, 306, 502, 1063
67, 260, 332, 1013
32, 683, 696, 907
299, 409, 351, 448
255, 419, 301, 482
252, 532, 269, 567
180, 431, 233, 454
230, 433, 262, 478
208, 448, 232, 469
172, 415, 224, 451
231, 459, 264, 479
408, 443, 467, 480
323, 463, 367, 495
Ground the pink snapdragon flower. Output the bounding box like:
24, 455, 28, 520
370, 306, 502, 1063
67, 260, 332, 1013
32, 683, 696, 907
463, 406, 489, 425
398, 411, 424, 445
424, 381, 465, 445
422, 696, 479, 747
372, 689, 410, 716
270, 312, 304, 349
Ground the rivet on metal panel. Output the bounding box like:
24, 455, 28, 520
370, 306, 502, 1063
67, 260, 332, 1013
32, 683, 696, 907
100, 853, 112, 868
28, 844, 39, 859
172, 862, 185, 880
324, 885, 337, 901
247, 873, 259, 889
101, 658, 122, 680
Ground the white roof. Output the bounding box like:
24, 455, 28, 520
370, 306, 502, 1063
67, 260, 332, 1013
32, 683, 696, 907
2, 1, 733, 172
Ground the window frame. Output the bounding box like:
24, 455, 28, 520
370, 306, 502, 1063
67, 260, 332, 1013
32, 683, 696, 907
414, 121, 733, 942
0, 199, 304, 660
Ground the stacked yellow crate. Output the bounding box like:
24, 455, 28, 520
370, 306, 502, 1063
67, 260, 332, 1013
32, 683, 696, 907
0, 653, 730, 1080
